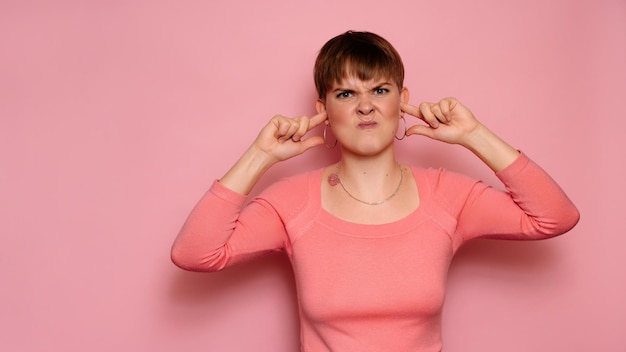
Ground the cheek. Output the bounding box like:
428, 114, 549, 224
382, 98, 402, 116
326, 103, 351, 122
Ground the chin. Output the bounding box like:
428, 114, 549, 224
344, 141, 395, 157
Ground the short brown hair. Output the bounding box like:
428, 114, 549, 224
314, 31, 405, 99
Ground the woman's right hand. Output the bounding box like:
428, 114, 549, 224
219, 111, 327, 195
252, 111, 327, 164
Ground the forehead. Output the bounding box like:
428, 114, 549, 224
331, 74, 393, 88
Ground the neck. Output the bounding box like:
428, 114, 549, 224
335, 149, 403, 204
339, 147, 398, 181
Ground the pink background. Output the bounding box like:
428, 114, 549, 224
1, 0, 625, 351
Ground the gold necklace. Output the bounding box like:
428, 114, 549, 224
328, 163, 404, 206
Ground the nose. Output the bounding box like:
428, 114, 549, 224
357, 96, 374, 116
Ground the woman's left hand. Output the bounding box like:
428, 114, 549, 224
401, 98, 481, 146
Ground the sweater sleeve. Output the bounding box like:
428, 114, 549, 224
171, 180, 289, 272
436, 153, 580, 250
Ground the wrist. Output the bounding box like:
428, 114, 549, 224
240, 144, 278, 175
460, 123, 490, 150
461, 124, 520, 172
219, 145, 277, 195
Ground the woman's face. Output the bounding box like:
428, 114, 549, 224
317, 75, 409, 156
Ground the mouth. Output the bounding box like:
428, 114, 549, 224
358, 121, 378, 129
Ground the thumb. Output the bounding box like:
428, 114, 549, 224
299, 135, 325, 152
406, 125, 435, 139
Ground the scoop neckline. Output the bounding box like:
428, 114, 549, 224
313, 166, 430, 238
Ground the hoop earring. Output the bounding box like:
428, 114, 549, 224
395, 115, 407, 140
323, 125, 337, 149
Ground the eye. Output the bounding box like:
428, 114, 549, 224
336, 91, 353, 99
373, 87, 390, 95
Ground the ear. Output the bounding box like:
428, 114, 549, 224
400, 87, 410, 104
315, 99, 326, 114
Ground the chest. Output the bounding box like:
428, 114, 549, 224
290, 218, 455, 324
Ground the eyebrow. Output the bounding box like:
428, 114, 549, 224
331, 87, 354, 93
331, 81, 392, 93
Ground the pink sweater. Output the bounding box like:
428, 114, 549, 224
172, 154, 579, 351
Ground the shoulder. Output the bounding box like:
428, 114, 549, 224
261, 169, 321, 197
253, 168, 323, 215
411, 165, 481, 192
410, 165, 486, 212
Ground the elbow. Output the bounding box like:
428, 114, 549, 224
540, 205, 581, 238
170, 243, 227, 272
560, 205, 581, 234
170, 244, 195, 271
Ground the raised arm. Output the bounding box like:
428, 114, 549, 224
171, 112, 326, 271
402, 98, 519, 172
402, 98, 579, 243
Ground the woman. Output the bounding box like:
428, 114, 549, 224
171, 31, 579, 352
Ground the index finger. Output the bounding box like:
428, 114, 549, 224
308, 110, 328, 130
400, 102, 422, 119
